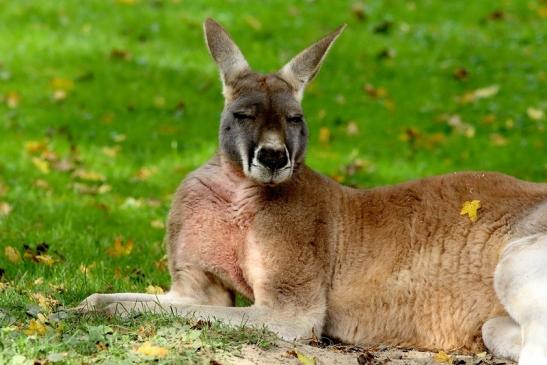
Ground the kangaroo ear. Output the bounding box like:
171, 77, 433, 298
204, 18, 250, 91
278, 24, 346, 101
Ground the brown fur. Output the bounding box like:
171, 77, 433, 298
78, 19, 547, 358
167, 157, 547, 351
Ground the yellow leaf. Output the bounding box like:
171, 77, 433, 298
433, 351, 452, 364
460, 85, 499, 104
107, 238, 134, 257
25, 140, 49, 154
4, 246, 21, 263
527, 107, 544, 121
346, 121, 359, 136
102, 146, 120, 157
31, 293, 59, 312
295, 350, 316, 365
36, 254, 55, 266
0, 202, 12, 216
51, 77, 74, 92
72, 169, 106, 182
24, 319, 47, 336
150, 219, 165, 229
244, 15, 262, 31
319, 127, 331, 144
5, 91, 20, 108
460, 200, 481, 223
145, 285, 164, 295
79, 262, 96, 277
32, 157, 50, 174
135, 342, 168, 358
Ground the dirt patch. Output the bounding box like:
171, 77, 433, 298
222, 340, 516, 365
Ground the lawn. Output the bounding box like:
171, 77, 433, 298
0, 0, 545, 363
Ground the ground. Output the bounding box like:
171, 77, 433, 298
0, 0, 545, 364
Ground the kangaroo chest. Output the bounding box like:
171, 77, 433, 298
180, 171, 262, 299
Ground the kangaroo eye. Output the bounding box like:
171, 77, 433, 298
233, 112, 255, 121
287, 115, 303, 124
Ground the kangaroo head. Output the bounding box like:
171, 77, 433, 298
204, 18, 345, 185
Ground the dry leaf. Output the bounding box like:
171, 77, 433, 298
24, 319, 47, 336
433, 351, 452, 364
5, 246, 21, 263
79, 262, 96, 277
0, 202, 12, 216
107, 238, 134, 257
460, 200, 481, 223
36, 254, 55, 266
527, 107, 544, 121
31, 293, 59, 312
460, 85, 499, 104
25, 140, 49, 154
145, 285, 164, 295
150, 219, 165, 230
346, 121, 359, 136
5, 91, 20, 108
319, 127, 331, 144
244, 15, 262, 31
295, 350, 316, 365
135, 342, 168, 358
102, 146, 120, 158
490, 133, 508, 146
32, 157, 50, 174
72, 169, 106, 182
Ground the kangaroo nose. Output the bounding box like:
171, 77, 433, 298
256, 147, 288, 170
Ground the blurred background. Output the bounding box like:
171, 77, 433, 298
0, 0, 546, 304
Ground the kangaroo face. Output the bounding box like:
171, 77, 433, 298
219, 73, 307, 184
204, 19, 344, 185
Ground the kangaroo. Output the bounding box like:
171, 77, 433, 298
79, 19, 547, 364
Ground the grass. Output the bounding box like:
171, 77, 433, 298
0, 0, 545, 363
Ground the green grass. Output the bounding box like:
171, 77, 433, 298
0, 0, 545, 363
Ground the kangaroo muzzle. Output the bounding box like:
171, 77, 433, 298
248, 142, 292, 184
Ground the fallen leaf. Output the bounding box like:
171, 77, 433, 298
490, 133, 508, 146
351, 2, 367, 21
150, 219, 165, 229
32, 157, 50, 174
346, 121, 359, 136
5, 246, 21, 263
319, 127, 331, 144
527, 107, 544, 121
135, 342, 168, 358
24, 319, 47, 336
460, 200, 481, 223
0, 202, 12, 216
72, 169, 106, 182
433, 351, 452, 364
5, 91, 20, 108
107, 238, 134, 257
295, 350, 316, 365
459, 85, 499, 104
453, 67, 469, 80
36, 254, 55, 266
145, 285, 164, 294
134, 167, 157, 181
25, 140, 49, 154
244, 15, 262, 31
31, 293, 59, 312
102, 146, 120, 158
79, 262, 96, 277
110, 48, 133, 61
